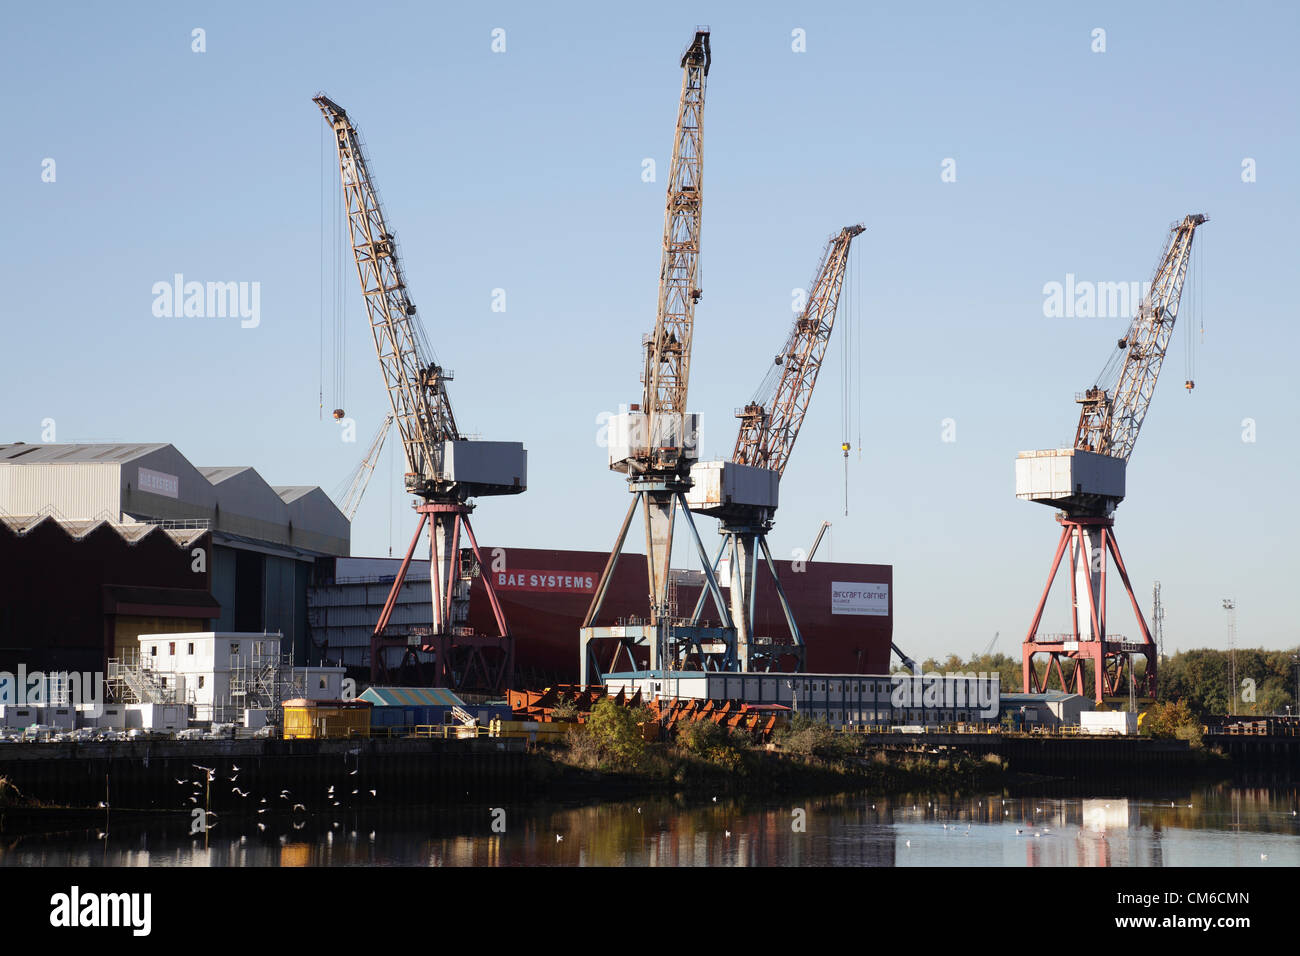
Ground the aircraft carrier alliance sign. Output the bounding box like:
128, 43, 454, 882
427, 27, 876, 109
831, 582, 889, 616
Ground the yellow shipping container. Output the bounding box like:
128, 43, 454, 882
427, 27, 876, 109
283, 699, 372, 739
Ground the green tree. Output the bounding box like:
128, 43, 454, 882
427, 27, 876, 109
1143, 699, 1198, 739
915, 652, 1023, 693
1158, 647, 1298, 719
584, 698, 646, 767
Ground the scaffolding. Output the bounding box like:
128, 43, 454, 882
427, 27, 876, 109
224, 639, 305, 726
107, 650, 181, 705
107, 634, 307, 727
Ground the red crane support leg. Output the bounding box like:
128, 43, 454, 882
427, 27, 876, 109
460, 513, 509, 639
370, 511, 428, 683
1105, 527, 1158, 696
1023, 515, 1157, 703
1023, 524, 1072, 694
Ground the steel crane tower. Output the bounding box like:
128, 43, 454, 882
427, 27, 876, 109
684, 225, 863, 670
1016, 214, 1206, 702
315, 94, 527, 693
580, 30, 734, 684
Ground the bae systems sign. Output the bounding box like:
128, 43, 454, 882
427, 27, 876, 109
831, 582, 889, 616
494, 570, 596, 593
137, 466, 178, 498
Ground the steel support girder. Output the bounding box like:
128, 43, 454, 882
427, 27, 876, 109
369, 501, 512, 690
1022, 515, 1157, 702
582, 487, 733, 681
688, 530, 805, 671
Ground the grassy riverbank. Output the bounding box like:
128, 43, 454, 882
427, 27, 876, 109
522, 713, 1010, 799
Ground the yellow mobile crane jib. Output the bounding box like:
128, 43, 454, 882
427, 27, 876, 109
683, 224, 864, 671
315, 93, 526, 692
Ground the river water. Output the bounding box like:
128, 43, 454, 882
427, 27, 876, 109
2, 784, 1297, 867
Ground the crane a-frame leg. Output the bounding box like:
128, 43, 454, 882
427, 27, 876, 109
687, 531, 805, 672
369, 502, 513, 693
1022, 515, 1157, 703
579, 488, 734, 685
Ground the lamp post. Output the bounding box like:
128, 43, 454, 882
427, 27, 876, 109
1291, 653, 1299, 720
1222, 599, 1236, 716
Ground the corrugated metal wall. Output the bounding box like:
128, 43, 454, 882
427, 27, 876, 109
0, 462, 120, 517
212, 545, 238, 631
263, 555, 298, 649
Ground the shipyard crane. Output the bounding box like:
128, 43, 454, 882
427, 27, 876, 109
1016, 214, 1207, 702
684, 225, 863, 670
315, 94, 527, 693
334, 414, 393, 522
580, 30, 733, 684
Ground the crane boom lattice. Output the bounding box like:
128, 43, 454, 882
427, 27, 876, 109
642, 30, 710, 471
734, 224, 863, 475
1074, 214, 1207, 462
315, 95, 460, 498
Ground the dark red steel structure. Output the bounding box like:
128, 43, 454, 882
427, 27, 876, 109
1022, 515, 1156, 703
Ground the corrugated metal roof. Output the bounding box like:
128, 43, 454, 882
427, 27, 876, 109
198, 465, 254, 484
0, 513, 207, 548
1, 442, 348, 557
274, 485, 317, 504
359, 686, 466, 708
0, 442, 169, 463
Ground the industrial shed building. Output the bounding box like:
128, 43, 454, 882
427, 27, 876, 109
0, 514, 216, 674
0, 443, 349, 671
359, 685, 510, 729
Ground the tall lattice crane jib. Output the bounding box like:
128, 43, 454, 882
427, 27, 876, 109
1074, 214, 1208, 462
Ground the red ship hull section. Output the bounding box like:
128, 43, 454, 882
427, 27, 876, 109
467, 546, 892, 683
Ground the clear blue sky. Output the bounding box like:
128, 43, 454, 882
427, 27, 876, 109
3, 1, 1297, 662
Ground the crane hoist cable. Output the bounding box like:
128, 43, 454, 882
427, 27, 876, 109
319, 121, 326, 421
